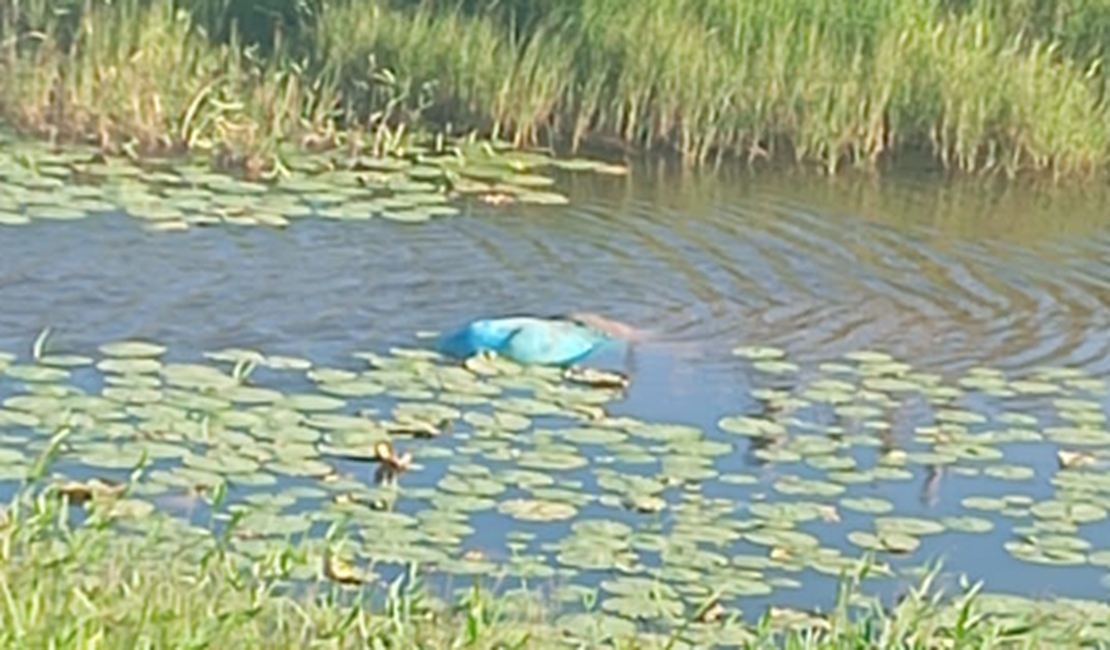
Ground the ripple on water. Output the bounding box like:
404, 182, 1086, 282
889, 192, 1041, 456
3, 170, 1110, 382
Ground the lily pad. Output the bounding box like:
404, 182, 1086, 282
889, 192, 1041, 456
99, 340, 167, 358
840, 497, 894, 514
498, 499, 578, 522
874, 516, 946, 536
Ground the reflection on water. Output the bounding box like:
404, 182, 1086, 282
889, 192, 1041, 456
3, 163, 1110, 610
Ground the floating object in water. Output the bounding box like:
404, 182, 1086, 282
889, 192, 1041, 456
323, 546, 371, 585
373, 440, 412, 487
54, 477, 126, 505
1057, 449, 1098, 469
384, 417, 449, 438
563, 366, 630, 389
437, 313, 635, 366
373, 441, 413, 473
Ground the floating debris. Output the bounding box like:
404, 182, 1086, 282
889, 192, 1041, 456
563, 366, 631, 390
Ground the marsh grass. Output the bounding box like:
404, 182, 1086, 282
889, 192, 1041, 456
4, 0, 1110, 176
0, 0, 347, 174
360, 0, 1110, 175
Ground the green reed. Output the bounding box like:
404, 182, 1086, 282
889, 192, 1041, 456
0, 0, 344, 173
4, 0, 1110, 176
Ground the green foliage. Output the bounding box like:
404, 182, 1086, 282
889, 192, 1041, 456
177, 0, 324, 52
4, 0, 1110, 175
0, 480, 1095, 648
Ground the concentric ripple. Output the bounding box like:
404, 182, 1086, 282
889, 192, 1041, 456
464, 169, 1110, 381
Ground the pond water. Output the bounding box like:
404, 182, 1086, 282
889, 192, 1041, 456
3, 152, 1110, 636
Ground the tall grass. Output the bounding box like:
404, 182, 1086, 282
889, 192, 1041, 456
4, 0, 1110, 176
0, 0, 343, 172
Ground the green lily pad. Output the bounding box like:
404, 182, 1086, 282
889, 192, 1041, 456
161, 364, 236, 390
601, 594, 684, 621
27, 204, 88, 220
718, 416, 784, 437
3, 395, 62, 414
1005, 541, 1086, 566
984, 464, 1036, 481
222, 385, 283, 404
843, 350, 895, 364
263, 355, 312, 371
498, 498, 578, 522
4, 365, 70, 382
429, 493, 497, 513
238, 511, 313, 537
0, 448, 27, 464
0, 212, 31, 226
941, 516, 994, 533
76, 444, 149, 469
749, 502, 824, 523
745, 528, 820, 549
99, 340, 167, 358
182, 451, 261, 475
438, 474, 505, 498
874, 516, 946, 536
572, 519, 633, 539
102, 386, 164, 405
0, 408, 42, 427
37, 354, 93, 368
97, 357, 162, 374
840, 496, 894, 514
733, 346, 786, 360
282, 394, 346, 412
773, 476, 845, 497
1031, 500, 1107, 523
962, 496, 1008, 511
319, 380, 386, 397
847, 530, 919, 554
753, 360, 799, 375
555, 612, 638, 642
516, 449, 587, 471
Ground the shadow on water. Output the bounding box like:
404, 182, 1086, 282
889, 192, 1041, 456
4, 160, 1110, 618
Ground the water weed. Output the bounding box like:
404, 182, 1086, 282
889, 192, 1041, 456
0, 482, 1099, 648
0, 335, 1106, 646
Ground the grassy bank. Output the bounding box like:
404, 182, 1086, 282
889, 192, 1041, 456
4, 0, 1110, 177
0, 480, 1100, 649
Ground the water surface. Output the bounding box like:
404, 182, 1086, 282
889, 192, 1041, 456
4, 163, 1110, 621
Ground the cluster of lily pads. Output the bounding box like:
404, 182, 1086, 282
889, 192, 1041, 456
2, 335, 1110, 645
0, 134, 626, 231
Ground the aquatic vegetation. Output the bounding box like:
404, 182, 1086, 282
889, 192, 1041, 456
4, 0, 1110, 176
0, 483, 1097, 648
0, 0, 625, 199
0, 130, 618, 232
0, 332, 1108, 644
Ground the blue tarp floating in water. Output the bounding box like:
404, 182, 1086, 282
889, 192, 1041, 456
437, 316, 614, 366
